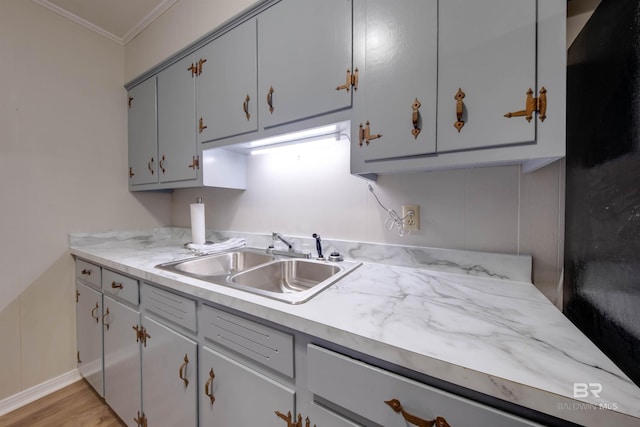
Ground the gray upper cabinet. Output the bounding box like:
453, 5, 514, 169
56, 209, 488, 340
436, 0, 537, 152
157, 55, 199, 183
128, 77, 157, 186
351, 0, 438, 165
257, 0, 353, 129
196, 19, 258, 143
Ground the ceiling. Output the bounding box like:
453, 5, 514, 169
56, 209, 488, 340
32, 0, 178, 45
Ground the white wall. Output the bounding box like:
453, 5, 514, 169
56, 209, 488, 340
0, 0, 172, 401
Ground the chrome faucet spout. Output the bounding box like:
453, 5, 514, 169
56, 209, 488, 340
272, 232, 293, 250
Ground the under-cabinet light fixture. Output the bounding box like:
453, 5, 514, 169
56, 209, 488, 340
250, 137, 338, 156
249, 123, 340, 148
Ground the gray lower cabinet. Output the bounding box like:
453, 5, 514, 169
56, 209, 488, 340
103, 295, 141, 427
307, 344, 543, 427
196, 18, 258, 144
257, 0, 353, 129
157, 55, 199, 184
128, 76, 158, 187
141, 316, 197, 427
199, 346, 296, 426
75, 281, 103, 397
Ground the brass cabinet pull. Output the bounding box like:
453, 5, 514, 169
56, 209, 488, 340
454, 88, 466, 132
76, 290, 80, 303
267, 86, 275, 114
504, 87, 547, 122
188, 63, 197, 77
275, 411, 316, 427
385, 399, 452, 427
199, 117, 208, 133
133, 325, 142, 343
197, 58, 207, 76
204, 368, 216, 404
188, 155, 199, 170
77, 350, 81, 364
102, 307, 111, 331
81, 269, 92, 276
147, 157, 154, 175
111, 281, 123, 289
412, 98, 422, 139
90, 302, 100, 323
128, 97, 134, 108
178, 354, 189, 387
336, 68, 359, 92
243, 94, 251, 121
142, 328, 150, 347
134, 411, 148, 427
129, 167, 135, 178
358, 121, 382, 146
159, 155, 166, 174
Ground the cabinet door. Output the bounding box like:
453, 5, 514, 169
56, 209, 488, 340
103, 296, 141, 427
141, 316, 197, 427
352, 0, 437, 164
128, 77, 158, 186
76, 282, 103, 397
200, 346, 295, 427
196, 19, 258, 143
157, 55, 198, 183
437, 0, 537, 152
257, 0, 352, 128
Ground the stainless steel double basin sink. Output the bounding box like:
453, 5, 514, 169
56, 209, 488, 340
156, 248, 361, 304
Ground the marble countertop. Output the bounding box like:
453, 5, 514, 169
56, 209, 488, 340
69, 228, 640, 427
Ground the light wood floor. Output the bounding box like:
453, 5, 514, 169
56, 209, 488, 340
0, 380, 125, 427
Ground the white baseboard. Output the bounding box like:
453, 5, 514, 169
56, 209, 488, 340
0, 369, 82, 417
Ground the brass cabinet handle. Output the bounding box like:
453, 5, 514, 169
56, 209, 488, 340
111, 281, 123, 289
102, 307, 111, 331
267, 86, 275, 114
454, 88, 466, 132
197, 58, 207, 76
188, 63, 197, 77
199, 117, 208, 134
134, 411, 147, 427
90, 302, 100, 323
81, 269, 92, 276
504, 87, 547, 122
243, 94, 251, 121
133, 325, 142, 342
275, 411, 316, 427
412, 98, 422, 139
128, 97, 134, 108
147, 157, 154, 175
77, 350, 81, 364
178, 354, 189, 387
204, 368, 216, 404
188, 155, 199, 170
159, 155, 166, 174
129, 167, 135, 178
358, 121, 382, 146
385, 399, 452, 427
336, 68, 358, 92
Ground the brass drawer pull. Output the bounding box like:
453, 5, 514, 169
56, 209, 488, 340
102, 307, 111, 331
359, 121, 382, 146
111, 281, 123, 289
199, 117, 208, 133
159, 155, 166, 174
504, 87, 547, 122
90, 302, 100, 323
412, 98, 422, 139
204, 368, 216, 404
81, 269, 92, 276
147, 157, 154, 175
275, 411, 316, 427
243, 94, 251, 121
385, 399, 452, 427
454, 88, 465, 132
179, 354, 189, 387
267, 86, 275, 114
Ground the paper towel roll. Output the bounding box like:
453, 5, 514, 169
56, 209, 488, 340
190, 203, 206, 245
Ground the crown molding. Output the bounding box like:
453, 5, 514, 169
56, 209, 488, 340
31, 0, 178, 46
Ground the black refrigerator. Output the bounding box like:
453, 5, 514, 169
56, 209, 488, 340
565, 0, 640, 387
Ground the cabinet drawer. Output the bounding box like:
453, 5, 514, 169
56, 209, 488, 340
201, 305, 294, 378
142, 283, 196, 333
102, 269, 139, 305
75, 259, 101, 288
307, 345, 542, 427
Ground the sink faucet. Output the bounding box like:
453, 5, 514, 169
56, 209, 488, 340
312, 233, 324, 259
268, 232, 311, 259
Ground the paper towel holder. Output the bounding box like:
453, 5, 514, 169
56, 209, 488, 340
187, 196, 214, 247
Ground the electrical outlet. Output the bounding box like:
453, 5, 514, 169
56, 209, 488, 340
402, 204, 420, 231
